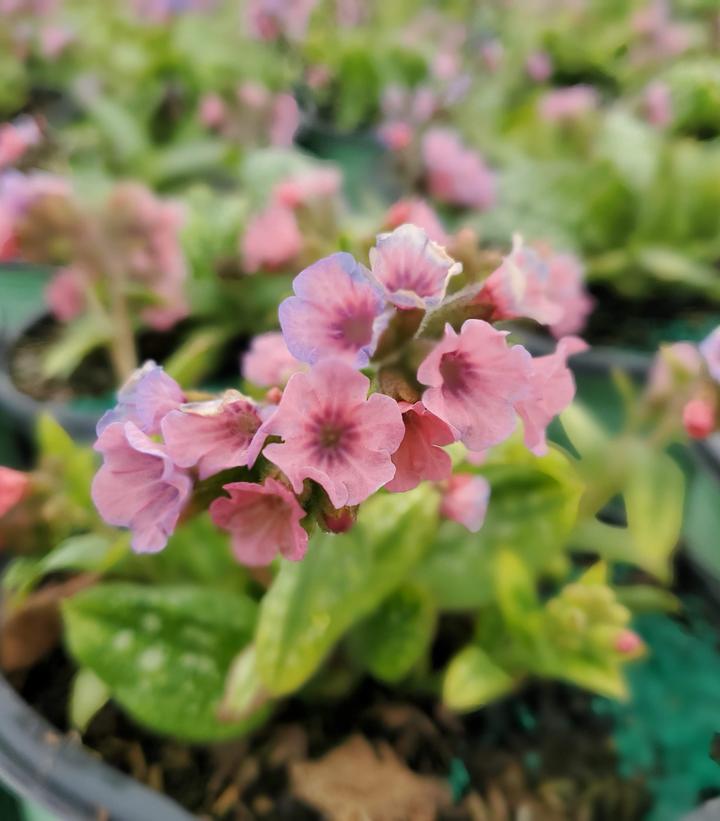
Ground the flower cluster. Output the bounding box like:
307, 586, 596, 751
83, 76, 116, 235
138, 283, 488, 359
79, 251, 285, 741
92, 223, 588, 566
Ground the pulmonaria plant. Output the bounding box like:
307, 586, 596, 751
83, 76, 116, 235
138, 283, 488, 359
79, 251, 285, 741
92, 223, 588, 565
0, 172, 188, 381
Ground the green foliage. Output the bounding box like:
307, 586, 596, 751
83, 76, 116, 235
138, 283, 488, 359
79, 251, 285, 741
443, 646, 516, 712
255, 485, 440, 695
63, 583, 262, 741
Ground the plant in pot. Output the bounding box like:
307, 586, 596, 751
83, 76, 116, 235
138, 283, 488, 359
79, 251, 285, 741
0, 221, 709, 819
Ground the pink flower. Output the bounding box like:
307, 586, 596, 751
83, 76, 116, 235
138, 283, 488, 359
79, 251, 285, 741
0, 466, 29, 518
92, 422, 192, 553
385, 402, 455, 493
242, 332, 306, 387
384, 198, 448, 245
279, 252, 387, 367
369, 224, 461, 310
246, 0, 318, 41
97, 361, 184, 436
242, 202, 302, 273
440, 474, 490, 532
614, 629, 644, 656
539, 86, 598, 122
237, 81, 270, 109
255, 359, 404, 507
39, 25, 73, 58
378, 121, 414, 152
0, 118, 41, 170
210, 478, 307, 565
162, 390, 262, 480
45, 266, 86, 322
422, 128, 496, 210
683, 397, 715, 439
544, 250, 594, 338
199, 93, 226, 128
480, 39, 504, 73
515, 336, 588, 455
482, 235, 562, 326
526, 51, 552, 83
269, 93, 300, 147
700, 327, 720, 383
417, 319, 532, 451
643, 81, 672, 128
273, 167, 342, 209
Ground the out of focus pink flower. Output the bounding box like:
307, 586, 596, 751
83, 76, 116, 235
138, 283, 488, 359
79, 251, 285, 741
0, 118, 41, 170
411, 86, 438, 123
642, 80, 672, 128
683, 397, 715, 439
417, 319, 532, 451
39, 25, 73, 57
631, 0, 690, 61
245, 0, 318, 42
242, 202, 303, 273
92, 422, 192, 553
700, 327, 720, 383
0, 467, 29, 519
336, 0, 365, 27
614, 629, 644, 656
539, 85, 598, 122
131, 0, 214, 22
279, 252, 386, 367
378, 121, 414, 152
242, 331, 306, 387
422, 128, 496, 210
273, 167, 342, 209
385, 401, 455, 493
46, 266, 86, 322
384, 198, 448, 245
210, 478, 308, 565
162, 390, 262, 480
255, 359, 405, 507
647, 341, 703, 400
526, 51, 552, 83
440, 473, 490, 532
432, 52, 461, 81
369, 223, 461, 310
516, 336, 587, 455
480, 39, 504, 73
306, 64, 332, 89
269, 93, 300, 147
199, 93, 226, 129
237, 81, 270, 109
544, 250, 594, 338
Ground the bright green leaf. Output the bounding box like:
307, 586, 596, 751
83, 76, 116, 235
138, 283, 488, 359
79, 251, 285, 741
443, 646, 516, 712
69, 668, 110, 733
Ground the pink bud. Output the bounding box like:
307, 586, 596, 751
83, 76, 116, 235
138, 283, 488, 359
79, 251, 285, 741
683, 397, 715, 439
0, 467, 29, 518
614, 629, 643, 656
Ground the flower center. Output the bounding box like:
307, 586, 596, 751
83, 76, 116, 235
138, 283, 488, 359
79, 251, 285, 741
439, 352, 468, 393
337, 313, 373, 348
318, 423, 345, 449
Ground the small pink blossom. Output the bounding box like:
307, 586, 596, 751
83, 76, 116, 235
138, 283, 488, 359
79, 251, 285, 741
369, 223, 461, 310
515, 336, 588, 455
411, 87, 438, 124
242, 332, 306, 387
384, 199, 448, 245
237, 81, 270, 109
614, 629, 644, 656
422, 128, 496, 210
45, 266, 86, 322
92, 422, 192, 553
643, 81, 672, 128
0, 466, 29, 518
162, 390, 262, 480
417, 319, 532, 451
539, 86, 598, 123
269, 93, 300, 147
210, 478, 307, 565
544, 250, 594, 338
242, 202, 302, 273
440, 474, 491, 533
97, 361, 184, 436
0, 117, 41, 170
199, 93, 226, 128
432, 52, 460, 81
245, 0, 318, 41
39, 25, 73, 58
385, 402, 455, 493
279, 252, 387, 367
273, 167, 342, 209
255, 359, 405, 508
683, 397, 715, 439
378, 121, 414, 152
526, 51, 552, 83
700, 327, 720, 383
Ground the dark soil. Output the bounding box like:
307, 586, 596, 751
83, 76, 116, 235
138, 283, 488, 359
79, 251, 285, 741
9, 627, 650, 821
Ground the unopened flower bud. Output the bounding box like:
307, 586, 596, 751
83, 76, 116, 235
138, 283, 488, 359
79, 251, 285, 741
683, 397, 716, 439
614, 629, 644, 657
317, 504, 358, 534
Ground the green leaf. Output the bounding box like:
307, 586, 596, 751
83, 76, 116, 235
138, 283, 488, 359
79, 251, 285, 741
615, 585, 680, 614
684, 470, 720, 582
36, 414, 96, 510
63, 583, 262, 741
69, 668, 110, 733
414, 445, 582, 609
493, 549, 540, 631
162, 326, 229, 387
42, 314, 113, 381
255, 486, 440, 696
219, 646, 269, 722
348, 585, 435, 684
624, 445, 684, 583
443, 646, 516, 712
552, 654, 628, 700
